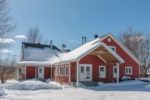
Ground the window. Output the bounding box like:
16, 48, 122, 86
56, 65, 69, 76
56, 65, 59, 76
62, 65, 65, 75
39, 68, 42, 73
65, 65, 69, 76
58, 66, 61, 75
60, 66, 63, 75
19, 68, 22, 74
113, 66, 117, 78
99, 66, 106, 78
109, 46, 116, 52
125, 67, 132, 75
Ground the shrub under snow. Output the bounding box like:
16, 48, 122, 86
0, 79, 62, 91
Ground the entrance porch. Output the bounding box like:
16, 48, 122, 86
70, 45, 124, 86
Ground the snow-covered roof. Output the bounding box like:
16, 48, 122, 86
23, 47, 60, 61
19, 42, 62, 66
18, 61, 50, 66
51, 38, 124, 64
19, 38, 124, 66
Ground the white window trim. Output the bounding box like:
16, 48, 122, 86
65, 65, 69, 76
125, 67, 132, 75
109, 46, 116, 52
113, 66, 117, 78
99, 65, 106, 78
59, 66, 61, 76
55, 65, 58, 76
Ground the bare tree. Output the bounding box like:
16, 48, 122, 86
119, 28, 150, 76
26, 26, 43, 43
0, 56, 17, 83
0, 0, 16, 83
0, 0, 15, 37
0, 0, 15, 50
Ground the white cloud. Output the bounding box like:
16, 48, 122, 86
14, 35, 27, 40
0, 49, 13, 53
68, 40, 81, 44
0, 38, 16, 44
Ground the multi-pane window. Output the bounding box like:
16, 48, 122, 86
125, 67, 132, 75
39, 68, 42, 73
65, 65, 69, 76
56, 65, 69, 76
99, 66, 106, 78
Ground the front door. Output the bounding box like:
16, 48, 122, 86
79, 64, 92, 81
38, 67, 44, 79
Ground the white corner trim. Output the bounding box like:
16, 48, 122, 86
100, 34, 142, 65
69, 62, 71, 84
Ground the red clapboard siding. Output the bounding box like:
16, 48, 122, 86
26, 66, 35, 79
44, 67, 51, 79
102, 36, 140, 78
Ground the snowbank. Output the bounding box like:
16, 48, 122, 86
139, 77, 150, 82
97, 80, 145, 87
0, 79, 62, 91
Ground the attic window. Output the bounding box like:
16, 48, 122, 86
109, 46, 116, 52
107, 38, 111, 42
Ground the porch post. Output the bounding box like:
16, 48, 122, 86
35, 66, 37, 78
51, 65, 52, 80
76, 60, 79, 87
69, 62, 71, 84
117, 63, 119, 83
25, 66, 26, 79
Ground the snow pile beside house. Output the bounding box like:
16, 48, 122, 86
0, 79, 62, 92
97, 80, 144, 87
139, 77, 150, 82
0, 87, 7, 96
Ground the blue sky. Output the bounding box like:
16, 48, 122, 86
6, 0, 150, 56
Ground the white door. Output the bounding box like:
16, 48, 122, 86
99, 66, 106, 78
113, 66, 117, 78
38, 67, 44, 79
79, 64, 92, 81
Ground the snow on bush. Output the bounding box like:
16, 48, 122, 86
0, 79, 62, 91
139, 77, 150, 82
121, 75, 131, 81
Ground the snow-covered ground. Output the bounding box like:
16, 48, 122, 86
0, 79, 150, 100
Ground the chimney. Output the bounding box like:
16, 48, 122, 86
94, 34, 98, 39
82, 36, 87, 45
50, 40, 53, 48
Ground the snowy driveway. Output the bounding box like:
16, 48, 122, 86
1, 81, 150, 100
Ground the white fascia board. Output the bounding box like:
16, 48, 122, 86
100, 34, 142, 65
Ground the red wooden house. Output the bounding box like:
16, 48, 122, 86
19, 34, 142, 86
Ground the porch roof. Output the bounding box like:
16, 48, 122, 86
18, 61, 51, 66
51, 38, 124, 64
